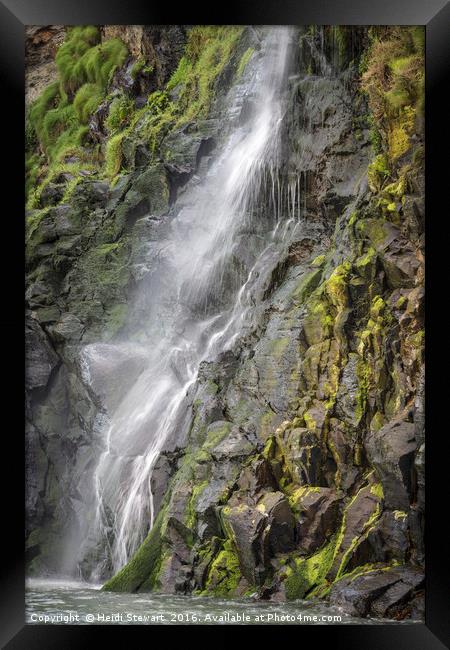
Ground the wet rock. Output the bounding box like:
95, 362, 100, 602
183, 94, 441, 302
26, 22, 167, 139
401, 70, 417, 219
345, 510, 410, 570
161, 127, 217, 175
329, 565, 424, 618
335, 353, 360, 426
25, 318, 59, 392
101, 26, 186, 89
275, 427, 326, 486
25, 26, 65, 105
50, 313, 85, 343
25, 422, 48, 528
25, 26, 424, 611
256, 491, 296, 554
211, 426, 257, 460
366, 419, 416, 510
237, 457, 278, 495
328, 483, 382, 580
150, 452, 179, 519
115, 164, 170, 228
78, 342, 147, 415
291, 487, 341, 554
40, 183, 64, 207
33, 305, 61, 325
221, 503, 268, 585
164, 517, 192, 565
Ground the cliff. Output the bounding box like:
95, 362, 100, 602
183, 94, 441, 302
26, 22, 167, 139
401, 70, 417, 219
25, 25, 425, 620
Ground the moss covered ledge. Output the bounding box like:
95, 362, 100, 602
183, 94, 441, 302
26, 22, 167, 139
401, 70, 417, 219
102, 506, 166, 593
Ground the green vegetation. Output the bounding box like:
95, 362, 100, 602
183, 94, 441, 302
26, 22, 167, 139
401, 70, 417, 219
102, 505, 166, 592
203, 539, 241, 596
73, 83, 104, 124
285, 538, 337, 600
26, 25, 247, 202
361, 27, 424, 164
105, 94, 136, 134
56, 29, 127, 95
236, 47, 254, 78
134, 26, 244, 155
26, 27, 128, 207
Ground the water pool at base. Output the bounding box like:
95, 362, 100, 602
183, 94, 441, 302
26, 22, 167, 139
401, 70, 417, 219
26, 579, 420, 626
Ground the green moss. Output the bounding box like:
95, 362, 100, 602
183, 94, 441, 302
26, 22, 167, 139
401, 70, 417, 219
333, 26, 348, 66
26, 26, 128, 203
355, 247, 377, 280
287, 486, 322, 515
370, 411, 385, 432
361, 27, 424, 167
25, 153, 44, 202
185, 481, 209, 529
383, 172, 408, 200
292, 268, 322, 303
303, 411, 317, 432
105, 131, 128, 178
411, 329, 425, 350
336, 502, 381, 580
172, 26, 243, 125
58, 35, 127, 95
73, 83, 103, 124
236, 47, 254, 78
387, 108, 415, 161
262, 436, 276, 460
284, 537, 337, 600
311, 254, 326, 267
203, 421, 232, 451
102, 505, 166, 592
370, 482, 384, 499
105, 94, 136, 133
203, 539, 241, 596
325, 262, 351, 308
55, 26, 101, 94
131, 58, 154, 80
28, 26, 245, 195
367, 154, 390, 192
358, 219, 388, 249
27, 156, 95, 210
303, 290, 333, 345
166, 56, 191, 91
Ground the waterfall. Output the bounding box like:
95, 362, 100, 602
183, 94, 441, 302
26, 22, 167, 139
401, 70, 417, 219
74, 27, 298, 580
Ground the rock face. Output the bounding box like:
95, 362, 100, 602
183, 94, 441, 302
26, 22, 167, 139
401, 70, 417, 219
25, 26, 66, 105
25, 26, 425, 620
329, 565, 424, 619
101, 25, 186, 89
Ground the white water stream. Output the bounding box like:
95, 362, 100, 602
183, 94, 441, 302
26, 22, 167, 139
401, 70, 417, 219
75, 27, 298, 580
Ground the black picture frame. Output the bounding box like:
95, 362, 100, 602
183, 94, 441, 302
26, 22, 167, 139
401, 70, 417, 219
1, 0, 448, 647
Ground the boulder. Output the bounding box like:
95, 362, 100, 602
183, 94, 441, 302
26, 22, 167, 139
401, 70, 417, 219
221, 503, 268, 585
328, 483, 382, 580
290, 487, 341, 554
329, 565, 424, 618
256, 491, 296, 554
344, 510, 410, 570
366, 419, 416, 510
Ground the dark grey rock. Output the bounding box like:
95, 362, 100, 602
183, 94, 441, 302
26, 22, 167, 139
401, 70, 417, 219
366, 419, 416, 510
329, 565, 424, 618
26, 318, 59, 392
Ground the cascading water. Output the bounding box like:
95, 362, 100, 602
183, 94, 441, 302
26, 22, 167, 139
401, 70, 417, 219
74, 27, 299, 581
